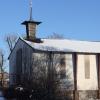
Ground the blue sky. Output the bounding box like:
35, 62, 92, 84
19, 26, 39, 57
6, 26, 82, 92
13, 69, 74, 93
0, 0, 100, 41
0, 0, 100, 71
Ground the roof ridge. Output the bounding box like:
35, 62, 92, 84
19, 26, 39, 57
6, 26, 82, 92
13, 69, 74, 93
41, 38, 100, 43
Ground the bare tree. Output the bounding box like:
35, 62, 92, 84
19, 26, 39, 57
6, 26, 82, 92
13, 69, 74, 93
5, 34, 18, 52
28, 52, 63, 100
20, 50, 73, 100
47, 33, 64, 39
0, 50, 5, 87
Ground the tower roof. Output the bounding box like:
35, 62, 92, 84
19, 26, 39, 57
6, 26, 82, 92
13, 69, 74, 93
21, 20, 41, 25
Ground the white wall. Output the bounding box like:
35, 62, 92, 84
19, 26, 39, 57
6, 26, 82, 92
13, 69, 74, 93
77, 54, 98, 90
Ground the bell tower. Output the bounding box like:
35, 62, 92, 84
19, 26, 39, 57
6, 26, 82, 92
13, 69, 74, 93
22, 0, 41, 41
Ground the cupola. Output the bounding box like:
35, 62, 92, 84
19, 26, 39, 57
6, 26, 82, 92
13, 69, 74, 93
22, 20, 41, 41
22, 0, 41, 41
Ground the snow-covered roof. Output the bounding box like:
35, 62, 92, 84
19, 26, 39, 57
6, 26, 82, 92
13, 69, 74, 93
23, 38, 100, 53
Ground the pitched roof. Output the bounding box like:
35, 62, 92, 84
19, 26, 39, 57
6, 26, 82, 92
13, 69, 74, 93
8, 38, 100, 59
23, 38, 100, 53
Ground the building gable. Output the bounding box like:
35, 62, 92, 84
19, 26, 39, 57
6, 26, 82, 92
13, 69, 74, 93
8, 38, 35, 60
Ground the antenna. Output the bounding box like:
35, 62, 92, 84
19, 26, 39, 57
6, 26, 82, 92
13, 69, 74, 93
29, 0, 33, 20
